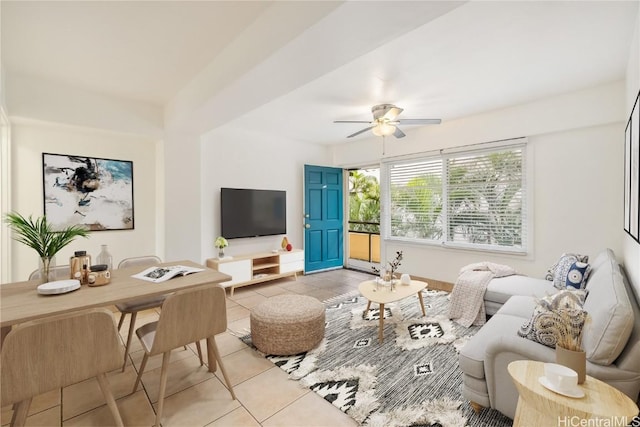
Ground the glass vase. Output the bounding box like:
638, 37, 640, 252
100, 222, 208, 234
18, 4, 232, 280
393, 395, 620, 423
218, 248, 225, 258
38, 256, 56, 284
96, 244, 113, 270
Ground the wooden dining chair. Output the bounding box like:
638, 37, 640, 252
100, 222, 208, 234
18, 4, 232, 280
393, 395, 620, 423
132, 284, 236, 427
1, 308, 125, 427
116, 255, 167, 371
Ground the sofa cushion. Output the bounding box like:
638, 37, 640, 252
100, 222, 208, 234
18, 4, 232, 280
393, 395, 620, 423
517, 289, 588, 349
582, 250, 634, 365
496, 295, 538, 319
485, 275, 557, 306
565, 261, 591, 290
545, 253, 589, 282
588, 249, 611, 271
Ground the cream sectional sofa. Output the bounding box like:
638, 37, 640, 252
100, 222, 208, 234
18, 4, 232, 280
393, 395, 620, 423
458, 248, 640, 419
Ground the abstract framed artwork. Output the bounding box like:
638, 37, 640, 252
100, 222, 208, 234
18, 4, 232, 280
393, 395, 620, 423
625, 91, 640, 243
42, 153, 134, 231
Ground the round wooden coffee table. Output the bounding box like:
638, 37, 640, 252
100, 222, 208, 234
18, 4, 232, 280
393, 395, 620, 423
508, 360, 639, 426
358, 279, 428, 343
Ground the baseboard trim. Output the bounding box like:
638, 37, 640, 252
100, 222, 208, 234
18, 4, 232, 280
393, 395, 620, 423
408, 274, 453, 293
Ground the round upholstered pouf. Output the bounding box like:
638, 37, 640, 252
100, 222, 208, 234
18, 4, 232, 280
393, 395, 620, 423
250, 294, 325, 355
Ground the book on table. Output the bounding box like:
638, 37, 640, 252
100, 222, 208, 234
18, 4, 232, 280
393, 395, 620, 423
132, 265, 204, 283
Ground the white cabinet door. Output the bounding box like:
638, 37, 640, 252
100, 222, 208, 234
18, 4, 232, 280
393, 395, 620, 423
280, 250, 304, 274
217, 259, 252, 286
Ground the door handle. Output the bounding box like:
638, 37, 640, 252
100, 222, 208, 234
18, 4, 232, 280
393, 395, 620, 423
305, 224, 311, 229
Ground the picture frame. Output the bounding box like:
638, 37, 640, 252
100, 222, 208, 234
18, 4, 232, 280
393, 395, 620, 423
42, 153, 134, 231
625, 91, 640, 243
625, 118, 631, 234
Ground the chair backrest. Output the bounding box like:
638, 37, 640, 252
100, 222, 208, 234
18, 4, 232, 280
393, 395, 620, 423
149, 285, 227, 355
1, 308, 123, 406
117, 255, 162, 269
28, 265, 71, 281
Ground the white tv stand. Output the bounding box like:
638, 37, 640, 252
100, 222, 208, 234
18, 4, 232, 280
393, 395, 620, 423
206, 249, 304, 296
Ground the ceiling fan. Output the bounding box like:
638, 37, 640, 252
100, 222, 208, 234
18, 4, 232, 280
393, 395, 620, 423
334, 104, 441, 138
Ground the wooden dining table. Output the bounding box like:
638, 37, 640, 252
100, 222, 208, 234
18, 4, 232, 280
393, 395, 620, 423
1, 260, 231, 372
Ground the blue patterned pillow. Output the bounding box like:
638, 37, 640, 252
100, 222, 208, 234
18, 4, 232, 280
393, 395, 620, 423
545, 253, 589, 282
552, 254, 589, 289
565, 262, 591, 290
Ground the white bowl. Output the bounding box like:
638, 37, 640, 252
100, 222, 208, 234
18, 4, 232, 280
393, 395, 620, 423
37, 279, 81, 295
543, 363, 578, 392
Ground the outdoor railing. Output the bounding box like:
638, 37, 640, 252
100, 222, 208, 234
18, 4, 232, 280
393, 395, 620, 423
348, 220, 380, 263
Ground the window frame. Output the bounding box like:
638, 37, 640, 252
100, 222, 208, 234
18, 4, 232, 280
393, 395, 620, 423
380, 138, 529, 255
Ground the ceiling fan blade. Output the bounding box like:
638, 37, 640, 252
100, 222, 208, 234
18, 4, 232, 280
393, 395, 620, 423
334, 120, 373, 124
397, 118, 442, 125
383, 107, 404, 120
393, 127, 406, 138
347, 126, 374, 138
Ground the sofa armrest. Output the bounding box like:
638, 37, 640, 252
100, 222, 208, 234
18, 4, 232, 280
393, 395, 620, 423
483, 335, 556, 419
485, 334, 556, 364
483, 335, 640, 419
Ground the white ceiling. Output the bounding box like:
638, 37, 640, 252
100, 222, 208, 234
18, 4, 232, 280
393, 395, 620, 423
2, 1, 275, 104
2, 1, 638, 145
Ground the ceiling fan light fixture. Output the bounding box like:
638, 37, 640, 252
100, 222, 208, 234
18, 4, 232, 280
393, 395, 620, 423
335, 103, 441, 139
372, 122, 396, 137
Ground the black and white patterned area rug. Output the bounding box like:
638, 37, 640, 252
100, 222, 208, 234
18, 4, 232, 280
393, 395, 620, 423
241, 290, 513, 427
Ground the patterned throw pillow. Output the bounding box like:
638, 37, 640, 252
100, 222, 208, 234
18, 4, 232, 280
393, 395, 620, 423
565, 262, 591, 290
518, 290, 588, 349
545, 253, 589, 282
551, 254, 590, 289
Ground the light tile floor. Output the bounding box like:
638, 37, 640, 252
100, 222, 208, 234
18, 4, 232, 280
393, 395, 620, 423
1, 268, 374, 426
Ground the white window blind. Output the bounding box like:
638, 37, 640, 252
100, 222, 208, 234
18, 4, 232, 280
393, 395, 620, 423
389, 158, 443, 240
384, 139, 527, 253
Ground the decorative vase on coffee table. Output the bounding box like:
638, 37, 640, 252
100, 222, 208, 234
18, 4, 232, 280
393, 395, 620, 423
556, 345, 586, 384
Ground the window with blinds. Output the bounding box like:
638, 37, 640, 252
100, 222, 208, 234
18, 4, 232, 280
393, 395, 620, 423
384, 140, 526, 253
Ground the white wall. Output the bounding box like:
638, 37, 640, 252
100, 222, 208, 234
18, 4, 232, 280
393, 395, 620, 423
623, 7, 640, 294
163, 130, 201, 263
333, 82, 625, 283
9, 120, 161, 281
7, 74, 163, 138
199, 126, 331, 262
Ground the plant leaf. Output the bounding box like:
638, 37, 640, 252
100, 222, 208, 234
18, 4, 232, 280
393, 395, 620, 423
4, 212, 89, 258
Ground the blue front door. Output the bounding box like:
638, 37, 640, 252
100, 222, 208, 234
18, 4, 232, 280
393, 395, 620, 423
304, 165, 343, 273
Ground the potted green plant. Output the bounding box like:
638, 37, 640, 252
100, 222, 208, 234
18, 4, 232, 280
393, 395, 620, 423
4, 212, 89, 283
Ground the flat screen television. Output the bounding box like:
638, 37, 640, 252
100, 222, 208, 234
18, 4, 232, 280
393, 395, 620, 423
221, 188, 287, 239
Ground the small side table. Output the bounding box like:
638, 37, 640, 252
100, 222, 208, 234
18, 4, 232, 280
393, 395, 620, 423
508, 360, 639, 426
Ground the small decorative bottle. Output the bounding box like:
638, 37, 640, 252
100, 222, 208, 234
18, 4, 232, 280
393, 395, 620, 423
96, 244, 113, 271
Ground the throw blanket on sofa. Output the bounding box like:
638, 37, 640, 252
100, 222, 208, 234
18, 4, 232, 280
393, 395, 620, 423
449, 262, 517, 327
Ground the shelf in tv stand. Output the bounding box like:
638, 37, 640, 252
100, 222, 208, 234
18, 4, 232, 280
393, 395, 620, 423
253, 262, 279, 272
205, 249, 304, 296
